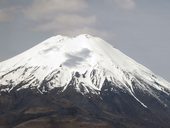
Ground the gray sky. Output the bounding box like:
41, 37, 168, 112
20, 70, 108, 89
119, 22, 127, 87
0, 0, 170, 81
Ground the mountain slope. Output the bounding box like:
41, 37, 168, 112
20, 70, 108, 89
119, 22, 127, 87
0, 34, 170, 128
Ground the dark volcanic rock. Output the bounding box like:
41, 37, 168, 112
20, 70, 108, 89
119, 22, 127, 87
0, 84, 170, 128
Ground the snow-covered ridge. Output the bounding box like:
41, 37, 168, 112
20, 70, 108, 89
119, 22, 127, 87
0, 34, 155, 73
0, 34, 170, 108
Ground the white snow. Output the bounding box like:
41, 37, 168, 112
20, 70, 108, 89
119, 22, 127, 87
0, 34, 170, 108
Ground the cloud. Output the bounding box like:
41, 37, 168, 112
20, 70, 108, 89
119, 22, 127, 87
24, 0, 87, 20
53, 15, 96, 28
23, 0, 102, 37
0, 5, 20, 22
22, 0, 114, 40
35, 14, 96, 32
0, 9, 12, 22
0, 1, 116, 43
59, 27, 111, 40
113, 0, 136, 10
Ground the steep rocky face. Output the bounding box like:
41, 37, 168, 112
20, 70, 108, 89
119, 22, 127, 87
0, 34, 170, 128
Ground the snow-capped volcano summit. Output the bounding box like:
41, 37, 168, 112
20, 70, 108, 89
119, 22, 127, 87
0, 34, 169, 93
0, 34, 170, 128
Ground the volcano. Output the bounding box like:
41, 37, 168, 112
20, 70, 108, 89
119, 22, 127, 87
0, 34, 170, 128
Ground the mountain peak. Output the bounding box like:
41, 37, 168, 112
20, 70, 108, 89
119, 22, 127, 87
45, 34, 93, 43
1, 34, 170, 128
0, 34, 170, 98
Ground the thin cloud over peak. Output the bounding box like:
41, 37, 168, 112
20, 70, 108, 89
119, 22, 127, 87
0, 8, 13, 22
35, 14, 96, 32
113, 0, 136, 10
24, 0, 88, 20
22, 0, 103, 38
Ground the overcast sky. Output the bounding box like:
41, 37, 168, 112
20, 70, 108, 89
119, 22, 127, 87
0, 0, 170, 81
